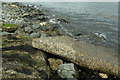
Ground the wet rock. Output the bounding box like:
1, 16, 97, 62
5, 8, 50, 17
32, 36, 120, 78
48, 58, 63, 71
30, 32, 41, 38
57, 18, 69, 24
2, 24, 18, 33
57, 63, 78, 79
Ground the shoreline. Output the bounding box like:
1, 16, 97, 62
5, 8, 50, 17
29, 2, 118, 52
1, 2, 119, 80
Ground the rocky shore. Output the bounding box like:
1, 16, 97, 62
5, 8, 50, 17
1, 2, 119, 80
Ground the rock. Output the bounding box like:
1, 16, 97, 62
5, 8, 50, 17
57, 63, 78, 79
2, 32, 12, 36
2, 24, 18, 33
30, 32, 41, 38
32, 36, 120, 78
49, 18, 57, 24
57, 18, 69, 24
24, 27, 32, 33
38, 16, 47, 21
98, 73, 108, 79
40, 22, 47, 26
48, 58, 63, 71
23, 13, 30, 17
32, 24, 40, 29
10, 4, 17, 7
30, 50, 50, 79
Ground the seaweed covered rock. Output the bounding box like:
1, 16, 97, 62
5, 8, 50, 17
2, 24, 18, 33
2, 34, 49, 79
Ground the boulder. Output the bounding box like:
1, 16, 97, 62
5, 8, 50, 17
32, 36, 120, 78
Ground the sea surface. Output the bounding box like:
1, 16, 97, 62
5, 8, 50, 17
28, 2, 118, 52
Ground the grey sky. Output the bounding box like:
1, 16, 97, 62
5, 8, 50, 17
0, 0, 119, 2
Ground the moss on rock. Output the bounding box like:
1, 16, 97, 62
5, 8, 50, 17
2, 24, 18, 32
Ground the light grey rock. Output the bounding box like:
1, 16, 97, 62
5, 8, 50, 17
24, 27, 32, 33
30, 32, 40, 38
57, 63, 78, 80
2, 32, 12, 36
32, 36, 120, 78
32, 24, 40, 29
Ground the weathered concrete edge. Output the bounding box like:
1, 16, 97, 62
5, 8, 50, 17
32, 37, 120, 78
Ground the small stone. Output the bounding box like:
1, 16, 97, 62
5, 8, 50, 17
38, 16, 45, 21
10, 4, 17, 7
32, 24, 40, 29
23, 13, 30, 17
30, 32, 41, 38
6, 70, 17, 74
24, 27, 32, 33
40, 22, 47, 26
35, 12, 39, 15
99, 73, 108, 79
48, 58, 63, 71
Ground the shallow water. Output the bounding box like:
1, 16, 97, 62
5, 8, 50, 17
28, 2, 118, 52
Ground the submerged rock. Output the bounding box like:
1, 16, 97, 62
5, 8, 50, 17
32, 36, 120, 78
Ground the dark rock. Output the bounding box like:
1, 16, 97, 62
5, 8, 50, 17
57, 18, 69, 23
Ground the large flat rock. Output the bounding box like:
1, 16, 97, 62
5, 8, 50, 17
32, 36, 120, 78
